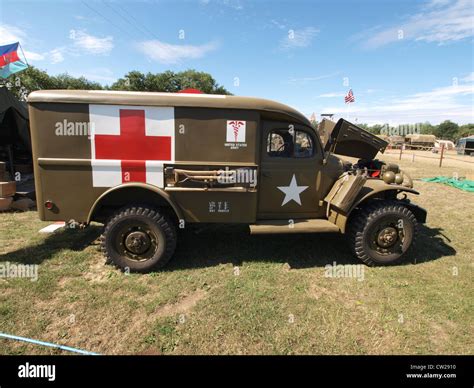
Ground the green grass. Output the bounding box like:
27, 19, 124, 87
0, 157, 472, 354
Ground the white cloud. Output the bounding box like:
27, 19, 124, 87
222, 0, 243, 10
317, 92, 346, 98
271, 19, 287, 30
136, 40, 218, 64
426, 0, 451, 7
0, 24, 45, 63
318, 84, 474, 125
287, 72, 340, 84
199, 0, 243, 9
23, 51, 45, 61
0, 24, 114, 65
359, 0, 474, 48
70, 30, 114, 55
0, 24, 26, 45
461, 72, 474, 83
49, 49, 65, 64
402, 84, 473, 104
280, 27, 319, 50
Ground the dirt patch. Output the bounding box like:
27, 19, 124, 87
83, 257, 112, 283
429, 320, 458, 352
308, 279, 363, 310
155, 289, 207, 318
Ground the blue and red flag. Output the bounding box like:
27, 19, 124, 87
0, 42, 28, 79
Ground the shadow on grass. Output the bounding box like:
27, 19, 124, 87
0, 223, 455, 270
165, 223, 456, 271
408, 224, 457, 265
0, 226, 102, 265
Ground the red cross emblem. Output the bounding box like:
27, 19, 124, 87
94, 109, 172, 184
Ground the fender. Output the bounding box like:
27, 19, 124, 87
349, 179, 419, 212
327, 179, 419, 233
87, 182, 184, 224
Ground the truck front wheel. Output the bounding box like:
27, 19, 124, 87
347, 201, 418, 266
101, 206, 177, 272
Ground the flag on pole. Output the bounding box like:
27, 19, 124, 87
0, 61, 28, 79
0, 42, 21, 67
344, 89, 355, 104
0, 42, 28, 79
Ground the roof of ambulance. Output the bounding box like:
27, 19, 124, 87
28, 89, 312, 127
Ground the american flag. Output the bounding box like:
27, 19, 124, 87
344, 89, 355, 104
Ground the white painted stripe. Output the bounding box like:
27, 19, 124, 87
91, 159, 122, 187
39, 222, 65, 234
146, 161, 164, 188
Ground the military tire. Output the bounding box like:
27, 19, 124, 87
347, 201, 417, 266
101, 206, 177, 272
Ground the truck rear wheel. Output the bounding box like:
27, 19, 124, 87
101, 206, 177, 272
347, 201, 417, 266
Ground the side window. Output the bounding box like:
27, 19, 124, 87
294, 131, 313, 158
267, 129, 314, 158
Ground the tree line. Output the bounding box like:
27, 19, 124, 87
358, 121, 474, 142
311, 120, 474, 142
1, 66, 231, 101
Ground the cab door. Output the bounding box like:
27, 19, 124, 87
257, 120, 324, 219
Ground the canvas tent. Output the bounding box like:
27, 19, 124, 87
0, 86, 30, 151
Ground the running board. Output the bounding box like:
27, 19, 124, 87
249, 219, 340, 234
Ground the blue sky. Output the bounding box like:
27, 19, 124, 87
0, 0, 473, 124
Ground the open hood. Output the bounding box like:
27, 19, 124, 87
324, 119, 388, 160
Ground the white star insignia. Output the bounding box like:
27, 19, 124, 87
277, 174, 309, 206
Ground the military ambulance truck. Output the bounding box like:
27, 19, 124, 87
28, 90, 427, 272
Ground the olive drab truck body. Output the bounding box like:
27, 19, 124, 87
28, 90, 426, 271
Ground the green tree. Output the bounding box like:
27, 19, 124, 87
110, 69, 231, 94
420, 121, 435, 135
357, 123, 383, 134
51, 73, 102, 90
433, 120, 459, 141
1, 66, 56, 100
1, 66, 230, 100
175, 69, 229, 94
457, 124, 474, 139
145, 71, 179, 92
368, 124, 383, 135
109, 70, 147, 91
0, 66, 103, 100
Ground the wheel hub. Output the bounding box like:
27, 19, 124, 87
124, 231, 151, 255
376, 227, 398, 248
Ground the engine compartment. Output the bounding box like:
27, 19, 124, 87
343, 158, 413, 188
